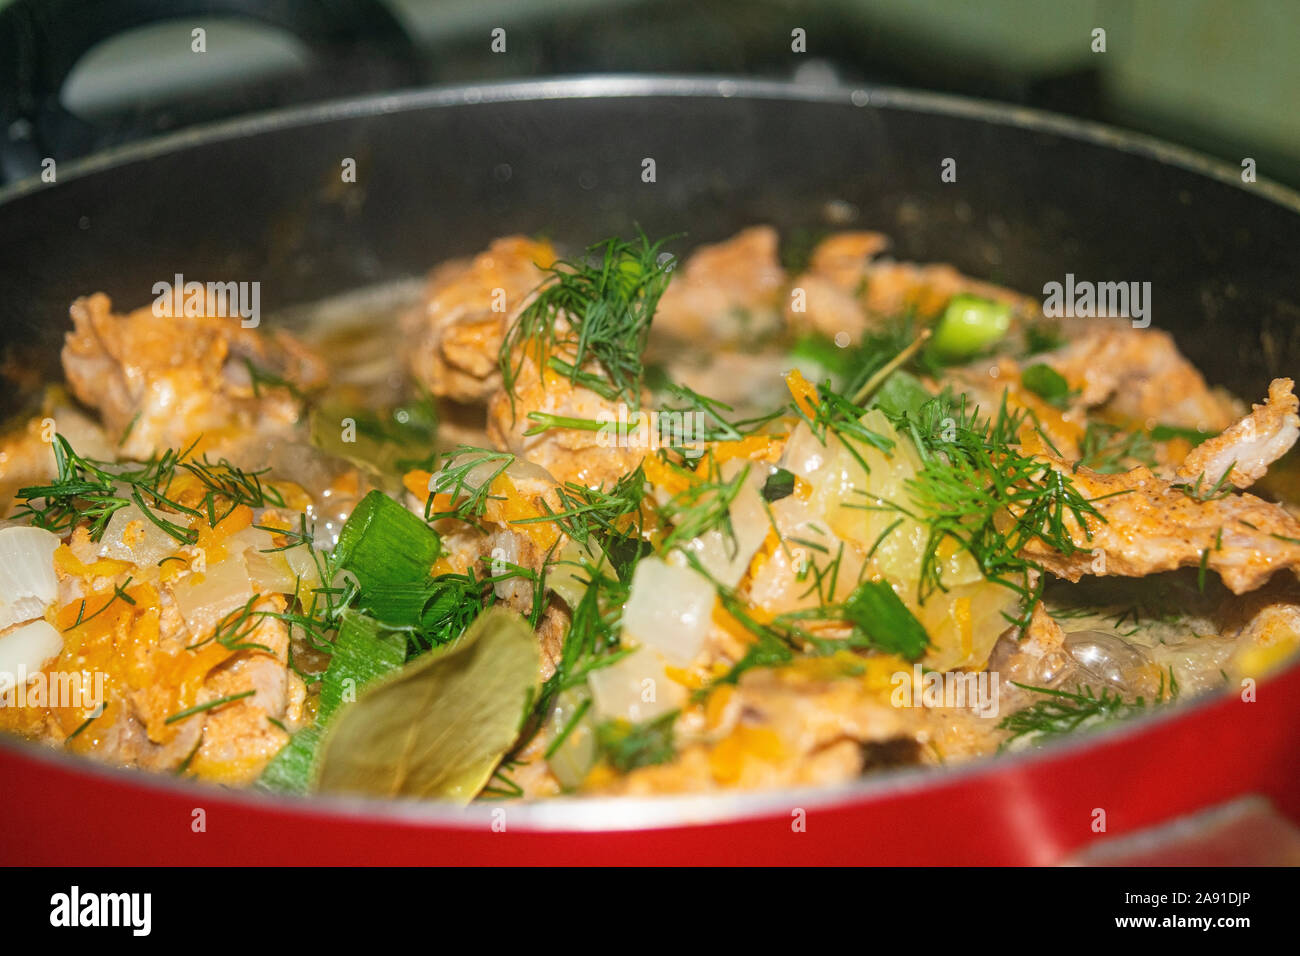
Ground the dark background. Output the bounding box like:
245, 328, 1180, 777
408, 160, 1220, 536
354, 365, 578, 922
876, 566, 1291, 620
1, 0, 1297, 188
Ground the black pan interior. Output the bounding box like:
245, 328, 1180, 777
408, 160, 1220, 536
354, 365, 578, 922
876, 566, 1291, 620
1, 80, 1298, 419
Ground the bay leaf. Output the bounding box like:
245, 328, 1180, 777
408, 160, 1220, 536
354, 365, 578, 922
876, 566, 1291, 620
314, 607, 539, 803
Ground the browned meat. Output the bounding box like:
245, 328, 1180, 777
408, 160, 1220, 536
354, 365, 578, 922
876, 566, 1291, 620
61, 292, 325, 459
403, 236, 555, 403
652, 226, 786, 345
486, 354, 645, 487
1023, 458, 1300, 594
185, 598, 305, 785
1175, 378, 1299, 490
1039, 321, 1239, 432
785, 231, 1034, 343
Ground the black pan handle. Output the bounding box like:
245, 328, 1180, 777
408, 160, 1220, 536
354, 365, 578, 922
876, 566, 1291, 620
0, 0, 422, 183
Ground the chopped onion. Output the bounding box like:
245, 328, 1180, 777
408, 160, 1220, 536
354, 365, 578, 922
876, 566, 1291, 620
0, 619, 63, 695
547, 537, 608, 610
545, 687, 598, 789
223, 526, 277, 556
671, 460, 768, 589
170, 552, 255, 638
244, 548, 300, 595
97, 504, 180, 569
587, 647, 686, 722
621, 557, 716, 665
281, 538, 324, 593
917, 580, 1020, 671
0, 526, 60, 631
429, 451, 531, 498
504, 458, 555, 484
816, 409, 982, 587
781, 421, 828, 480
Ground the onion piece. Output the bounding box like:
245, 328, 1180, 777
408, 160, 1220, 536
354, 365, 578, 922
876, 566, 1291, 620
0, 526, 60, 631
0, 619, 63, 695
170, 552, 256, 638
281, 540, 325, 593
223, 526, 277, 557
671, 460, 769, 589
781, 421, 829, 481
96, 504, 177, 569
587, 647, 686, 723
244, 548, 299, 595
547, 537, 609, 610
545, 687, 598, 789
622, 556, 716, 665
917, 580, 1021, 671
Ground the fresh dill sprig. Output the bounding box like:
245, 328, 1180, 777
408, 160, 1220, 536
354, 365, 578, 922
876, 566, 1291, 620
189, 595, 277, 654
1173, 464, 1236, 503
402, 566, 501, 654
69, 577, 137, 629
659, 458, 750, 556
998, 682, 1150, 746
522, 412, 606, 437
16, 434, 283, 544
659, 383, 785, 446
597, 711, 679, 774
513, 466, 647, 549
164, 689, 257, 725
511, 556, 633, 756
836, 310, 944, 395
792, 378, 894, 474
479, 761, 526, 799
243, 358, 303, 399
499, 232, 676, 410
1076, 422, 1157, 474
878, 391, 1104, 609
423, 446, 515, 525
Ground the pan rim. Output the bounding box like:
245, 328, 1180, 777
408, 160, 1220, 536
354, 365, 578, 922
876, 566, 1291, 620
1, 73, 1299, 213
0, 663, 1288, 832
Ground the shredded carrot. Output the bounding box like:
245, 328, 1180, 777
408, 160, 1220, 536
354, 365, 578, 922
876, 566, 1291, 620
745, 527, 782, 582
664, 665, 706, 690
582, 761, 618, 790
487, 474, 559, 548
712, 434, 784, 464
53, 546, 132, 580
403, 469, 433, 500
641, 453, 693, 496
704, 684, 736, 730
785, 368, 820, 419
1010, 380, 1085, 447
709, 725, 785, 784
712, 603, 759, 647
953, 596, 974, 663
190, 504, 253, 567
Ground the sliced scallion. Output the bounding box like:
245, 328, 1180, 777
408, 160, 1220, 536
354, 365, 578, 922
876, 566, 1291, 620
928, 294, 1011, 363
842, 579, 931, 661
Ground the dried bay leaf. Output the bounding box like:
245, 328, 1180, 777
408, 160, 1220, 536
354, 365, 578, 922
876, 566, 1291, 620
315, 607, 539, 803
